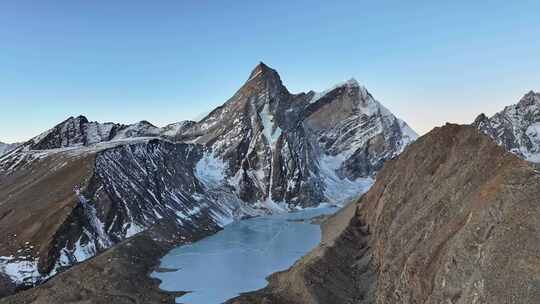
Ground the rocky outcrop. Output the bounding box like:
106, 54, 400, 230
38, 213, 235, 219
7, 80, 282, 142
230, 124, 540, 304
474, 90, 540, 162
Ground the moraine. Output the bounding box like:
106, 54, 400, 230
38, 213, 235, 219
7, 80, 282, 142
152, 206, 337, 304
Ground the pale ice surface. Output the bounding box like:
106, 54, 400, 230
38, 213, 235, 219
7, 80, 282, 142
319, 154, 374, 204
195, 152, 226, 186
0, 256, 40, 285
309, 78, 360, 104
152, 206, 337, 304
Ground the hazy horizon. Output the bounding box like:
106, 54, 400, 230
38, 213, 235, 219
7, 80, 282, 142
2, 1, 540, 142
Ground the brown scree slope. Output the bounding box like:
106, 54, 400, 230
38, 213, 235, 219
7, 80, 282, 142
229, 124, 540, 304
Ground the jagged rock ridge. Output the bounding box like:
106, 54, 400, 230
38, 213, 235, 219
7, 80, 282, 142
474, 90, 540, 162
12, 116, 194, 152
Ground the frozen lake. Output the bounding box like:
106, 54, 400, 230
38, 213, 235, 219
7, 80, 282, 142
152, 206, 337, 304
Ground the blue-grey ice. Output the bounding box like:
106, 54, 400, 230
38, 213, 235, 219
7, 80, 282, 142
152, 206, 336, 304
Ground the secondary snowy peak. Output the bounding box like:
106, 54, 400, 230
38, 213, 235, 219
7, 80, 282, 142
19, 115, 122, 151
308, 78, 364, 104
13, 116, 197, 153
112, 120, 159, 139
305, 78, 417, 179
181, 63, 418, 207
160, 120, 196, 138
473, 90, 540, 162
29, 115, 91, 149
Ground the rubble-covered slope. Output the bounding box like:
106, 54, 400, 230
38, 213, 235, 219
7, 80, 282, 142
474, 90, 540, 162
230, 124, 540, 304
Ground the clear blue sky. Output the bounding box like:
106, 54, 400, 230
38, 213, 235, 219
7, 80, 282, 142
2, 1, 540, 142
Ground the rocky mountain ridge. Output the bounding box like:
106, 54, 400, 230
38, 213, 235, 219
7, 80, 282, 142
230, 124, 540, 304
474, 90, 540, 162
10, 115, 195, 153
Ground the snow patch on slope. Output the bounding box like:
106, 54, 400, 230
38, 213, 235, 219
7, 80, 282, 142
398, 119, 418, 152
319, 154, 374, 204
0, 256, 40, 285
124, 223, 145, 238
195, 152, 226, 186
85, 122, 116, 145
309, 78, 361, 104
259, 104, 282, 146
72, 237, 98, 262
75, 189, 112, 248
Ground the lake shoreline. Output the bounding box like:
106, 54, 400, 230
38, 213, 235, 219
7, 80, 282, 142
0, 203, 341, 304
153, 206, 339, 304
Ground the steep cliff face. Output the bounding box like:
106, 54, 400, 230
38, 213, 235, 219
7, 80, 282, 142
231, 124, 540, 304
0, 138, 247, 288
181, 63, 416, 207
474, 91, 540, 162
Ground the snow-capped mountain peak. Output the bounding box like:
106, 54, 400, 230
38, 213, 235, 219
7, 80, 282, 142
181, 63, 418, 205
308, 78, 371, 105
474, 90, 540, 162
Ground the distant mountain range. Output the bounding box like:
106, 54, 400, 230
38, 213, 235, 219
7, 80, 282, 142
0, 63, 416, 289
